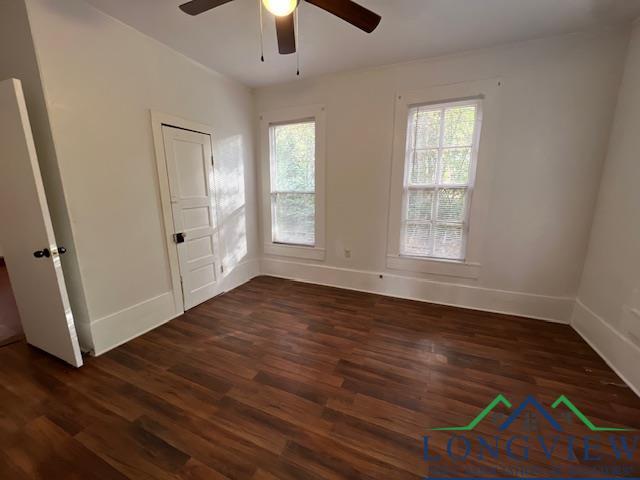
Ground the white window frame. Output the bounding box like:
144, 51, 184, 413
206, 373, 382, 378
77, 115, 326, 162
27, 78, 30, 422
400, 98, 482, 261
386, 79, 501, 279
260, 105, 326, 261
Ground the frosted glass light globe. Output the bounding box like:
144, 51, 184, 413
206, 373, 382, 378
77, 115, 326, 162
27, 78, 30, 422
262, 0, 298, 17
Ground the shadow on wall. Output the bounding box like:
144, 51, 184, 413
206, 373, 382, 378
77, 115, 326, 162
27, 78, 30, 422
214, 134, 248, 270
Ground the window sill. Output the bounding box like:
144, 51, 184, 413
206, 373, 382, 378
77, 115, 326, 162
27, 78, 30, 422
264, 243, 325, 261
386, 254, 481, 279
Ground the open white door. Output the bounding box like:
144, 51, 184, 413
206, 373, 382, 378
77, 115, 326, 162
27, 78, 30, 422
162, 125, 222, 310
0, 78, 82, 367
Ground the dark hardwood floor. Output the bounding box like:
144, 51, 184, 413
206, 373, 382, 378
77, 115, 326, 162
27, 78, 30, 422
0, 276, 638, 479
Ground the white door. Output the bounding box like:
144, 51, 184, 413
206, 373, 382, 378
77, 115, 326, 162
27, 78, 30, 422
0, 79, 82, 367
161, 126, 222, 310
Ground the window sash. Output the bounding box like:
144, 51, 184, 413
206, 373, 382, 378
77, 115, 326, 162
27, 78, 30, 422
400, 186, 468, 259
400, 100, 479, 261
268, 120, 317, 247
270, 192, 316, 246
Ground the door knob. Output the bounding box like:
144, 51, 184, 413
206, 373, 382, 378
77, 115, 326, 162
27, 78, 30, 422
173, 232, 186, 244
33, 248, 51, 258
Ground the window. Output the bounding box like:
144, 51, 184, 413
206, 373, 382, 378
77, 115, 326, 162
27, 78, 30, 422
400, 99, 481, 261
269, 120, 316, 246
388, 80, 497, 278
260, 104, 326, 260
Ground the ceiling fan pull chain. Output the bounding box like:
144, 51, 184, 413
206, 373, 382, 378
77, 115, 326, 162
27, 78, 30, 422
295, 7, 300, 75
258, 0, 265, 62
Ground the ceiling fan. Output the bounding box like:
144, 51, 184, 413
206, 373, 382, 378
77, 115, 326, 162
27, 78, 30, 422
178, 0, 381, 55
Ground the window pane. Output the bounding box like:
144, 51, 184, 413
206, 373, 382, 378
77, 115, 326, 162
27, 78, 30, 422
409, 149, 437, 185
437, 188, 466, 222
434, 224, 463, 259
404, 222, 433, 256
407, 189, 433, 221
414, 109, 441, 149
272, 193, 315, 245
443, 105, 476, 147
273, 122, 315, 192
440, 147, 471, 184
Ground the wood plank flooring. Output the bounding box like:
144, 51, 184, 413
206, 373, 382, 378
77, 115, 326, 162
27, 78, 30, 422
0, 276, 638, 479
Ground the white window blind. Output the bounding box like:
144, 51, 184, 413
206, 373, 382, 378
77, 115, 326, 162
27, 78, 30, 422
269, 120, 316, 246
400, 99, 481, 260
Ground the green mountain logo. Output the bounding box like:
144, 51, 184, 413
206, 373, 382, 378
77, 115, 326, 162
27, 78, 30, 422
430, 394, 634, 432
430, 394, 512, 431
551, 395, 632, 432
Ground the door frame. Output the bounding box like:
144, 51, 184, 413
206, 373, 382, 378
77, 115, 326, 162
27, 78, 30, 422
150, 111, 221, 316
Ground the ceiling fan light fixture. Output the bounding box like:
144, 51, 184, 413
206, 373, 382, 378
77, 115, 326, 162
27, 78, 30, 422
262, 0, 298, 17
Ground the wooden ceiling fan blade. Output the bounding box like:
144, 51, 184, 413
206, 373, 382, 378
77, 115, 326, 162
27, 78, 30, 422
179, 0, 235, 15
276, 13, 296, 54
305, 0, 380, 33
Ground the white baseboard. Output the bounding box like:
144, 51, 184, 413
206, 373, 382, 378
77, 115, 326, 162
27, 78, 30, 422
89, 258, 260, 356
90, 291, 178, 356
260, 257, 574, 323
220, 258, 261, 294
571, 299, 640, 397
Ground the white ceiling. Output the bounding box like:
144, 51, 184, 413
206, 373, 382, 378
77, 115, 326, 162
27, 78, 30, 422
83, 0, 640, 87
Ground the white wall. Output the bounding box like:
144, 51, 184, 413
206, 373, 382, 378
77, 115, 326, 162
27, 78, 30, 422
0, 0, 91, 340
24, 0, 260, 353
572, 21, 640, 395
255, 29, 629, 322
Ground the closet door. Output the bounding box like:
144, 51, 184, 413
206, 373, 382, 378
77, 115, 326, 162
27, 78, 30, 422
161, 125, 222, 309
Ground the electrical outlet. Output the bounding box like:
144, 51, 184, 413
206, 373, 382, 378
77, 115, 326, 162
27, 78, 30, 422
344, 249, 351, 259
